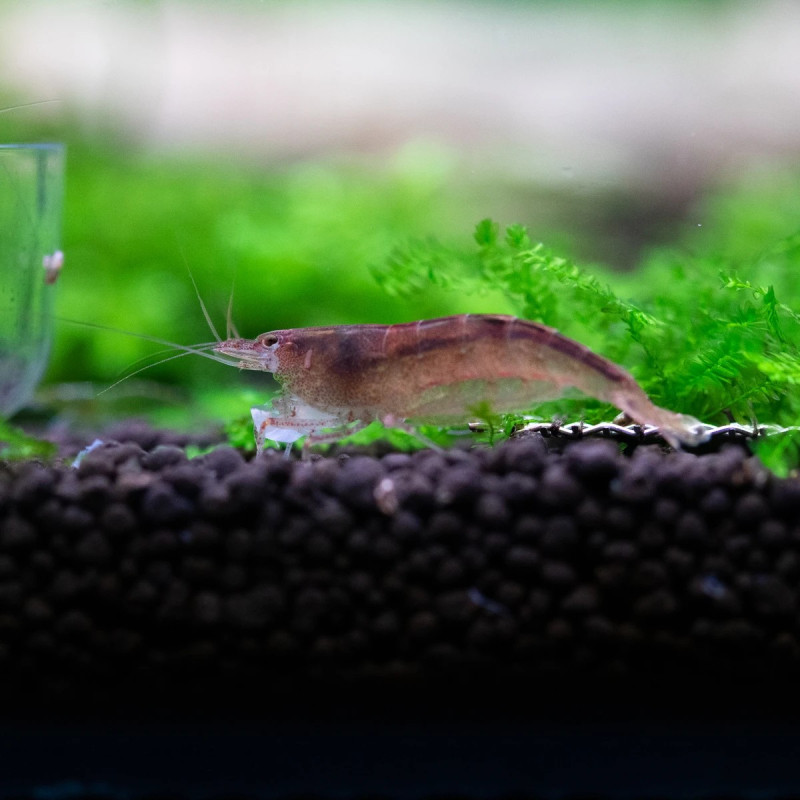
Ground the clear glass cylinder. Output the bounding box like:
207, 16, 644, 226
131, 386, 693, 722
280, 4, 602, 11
0, 143, 65, 417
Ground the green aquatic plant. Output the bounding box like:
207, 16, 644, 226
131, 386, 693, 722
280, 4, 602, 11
0, 419, 56, 460
372, 217, 800, 474
376, 219, 800, 421
752, 428, 800, 479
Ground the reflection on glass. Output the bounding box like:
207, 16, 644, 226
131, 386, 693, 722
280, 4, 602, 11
0, 143, 65, 417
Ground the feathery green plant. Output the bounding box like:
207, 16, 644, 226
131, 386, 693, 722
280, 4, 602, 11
372, 218, 800, 473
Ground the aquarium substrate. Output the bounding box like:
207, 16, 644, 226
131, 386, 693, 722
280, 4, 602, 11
0, 421, 799, 718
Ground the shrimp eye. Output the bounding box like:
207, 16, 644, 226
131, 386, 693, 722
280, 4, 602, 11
259, 333, 279, 347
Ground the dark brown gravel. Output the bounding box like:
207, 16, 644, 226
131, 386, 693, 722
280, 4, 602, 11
1, 422, 800, 713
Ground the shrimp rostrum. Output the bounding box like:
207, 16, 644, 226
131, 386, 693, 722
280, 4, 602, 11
213, 314, 705, 453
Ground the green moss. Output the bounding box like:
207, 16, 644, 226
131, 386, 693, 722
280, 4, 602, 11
376, 215, 800, 432
0, 419, 57, 460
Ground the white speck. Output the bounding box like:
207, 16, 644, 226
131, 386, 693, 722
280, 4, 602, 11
700, 574, 726, 599
72, 438, 104, 468
42, 250, 64, 285
374, 477, 398, 515
467, 587, 511, 618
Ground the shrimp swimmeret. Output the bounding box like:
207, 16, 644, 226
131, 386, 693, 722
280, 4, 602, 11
211, 314, 706, 453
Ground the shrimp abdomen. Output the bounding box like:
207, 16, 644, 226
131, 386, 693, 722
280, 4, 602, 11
280, 315, 631, 415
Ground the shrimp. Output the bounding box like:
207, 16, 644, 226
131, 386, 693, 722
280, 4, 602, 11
212, 314, 706, 453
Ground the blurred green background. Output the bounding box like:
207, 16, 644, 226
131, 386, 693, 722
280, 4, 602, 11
2, 0, 800, 431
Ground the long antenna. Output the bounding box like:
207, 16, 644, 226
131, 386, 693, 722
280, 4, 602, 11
226, 279, 241, 339
58, 318, 240, 368
0, 99, 61, 115
177, 241, 222, 343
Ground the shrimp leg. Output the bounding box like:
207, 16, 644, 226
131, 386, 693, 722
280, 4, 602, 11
251, 396, 353, 455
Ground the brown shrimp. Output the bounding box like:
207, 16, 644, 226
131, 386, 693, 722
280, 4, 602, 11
213, 314, 705, 452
